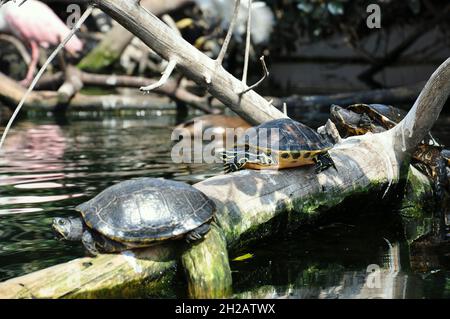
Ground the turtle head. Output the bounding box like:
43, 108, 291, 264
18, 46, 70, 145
330, 105, 368, 135
52, 217, 84, 241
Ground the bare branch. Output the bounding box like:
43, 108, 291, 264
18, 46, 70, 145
0, 34, 31, 64
139, 59, 177, 93
216, 0, 241, 66
242, 0, 253, 85
239, 56, 269, 95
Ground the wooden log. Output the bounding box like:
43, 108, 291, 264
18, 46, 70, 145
0, 159, 435, 298
0, 245, 178, 299
57, 66, 84, 104
181, 224, 232, 298
0, 72, 175, 111
35, 71, 215, 113
77, 24, 134, 72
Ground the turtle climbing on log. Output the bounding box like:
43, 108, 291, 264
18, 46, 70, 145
330, 103, 447, 189
330, 103, 449, 238
53, 178, 216, 255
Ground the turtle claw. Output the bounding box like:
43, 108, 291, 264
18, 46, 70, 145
314, 153, 337, 173
223, 163, 240, 174
185, 231, 203, 242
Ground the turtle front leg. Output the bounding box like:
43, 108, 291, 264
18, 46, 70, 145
186, 223, 211, 242
81, 231, 100, 256
221, 150, 249, 173
82, 230, 126, 255
314, 152, 337, 173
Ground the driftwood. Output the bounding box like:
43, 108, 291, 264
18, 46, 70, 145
0, 0, 448, 299
57, 65, 84, 104
0, 72, 175, 111
34, 70, 214, 113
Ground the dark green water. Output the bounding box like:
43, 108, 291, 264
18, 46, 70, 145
0, 113, 449, 298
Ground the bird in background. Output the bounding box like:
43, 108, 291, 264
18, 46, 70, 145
195, 0, 275, 45
0, 0, 83, 86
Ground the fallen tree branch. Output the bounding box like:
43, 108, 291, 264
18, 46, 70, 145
57, 65, 84, 104
216, 0, 241, 67
0, 72, 175, 111
0, 145, 436, 298
1, 71, 215, 113
240, 56, 269, 95
390, 59, 450, 155
0, 34, 31, 64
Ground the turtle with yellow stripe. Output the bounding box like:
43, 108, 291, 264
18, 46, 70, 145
221, 118, 336, 173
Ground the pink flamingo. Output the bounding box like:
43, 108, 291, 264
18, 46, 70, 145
0, 0, 83, 86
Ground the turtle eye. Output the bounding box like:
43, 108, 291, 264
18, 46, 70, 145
58, 219, 66, 226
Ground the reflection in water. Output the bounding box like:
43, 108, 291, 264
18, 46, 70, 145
231, 220, 450, 299
0, 115, 449, 298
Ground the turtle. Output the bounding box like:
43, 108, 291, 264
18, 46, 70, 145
330, 103, 446, 178
330, 104, 449, 237
52, 178, 215, 255
330, 103, 405, 136
221, 118, 336, 173
330, 104, 445, 178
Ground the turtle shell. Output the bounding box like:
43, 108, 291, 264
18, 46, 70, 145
347, 104, 442, 147
236, 118, 333, 152
76, 178, 215, 243
347, 104, 404, 129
